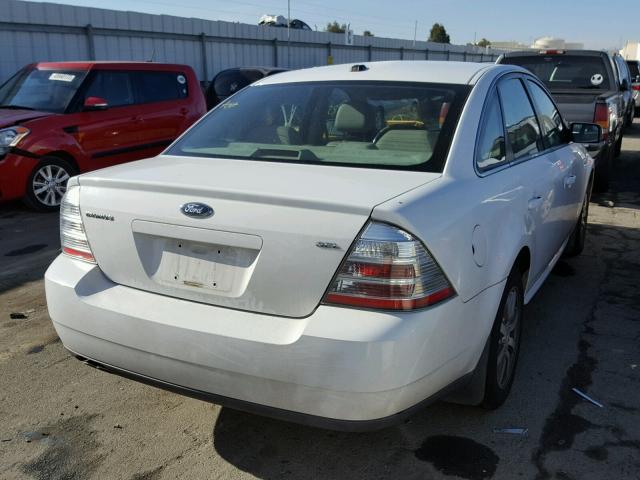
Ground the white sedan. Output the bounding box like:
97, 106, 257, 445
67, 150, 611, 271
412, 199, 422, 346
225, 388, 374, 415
45, 61, 598, 430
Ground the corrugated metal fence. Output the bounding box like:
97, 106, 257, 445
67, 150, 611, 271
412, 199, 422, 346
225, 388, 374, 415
0, 0, 504, 84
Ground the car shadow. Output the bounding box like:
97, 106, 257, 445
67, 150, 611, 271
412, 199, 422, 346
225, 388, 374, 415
211, 401, 496, 479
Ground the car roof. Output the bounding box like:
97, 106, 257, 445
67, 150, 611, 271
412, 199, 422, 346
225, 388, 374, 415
31, 61, 192, 71
255, 61, 510, 86
215, 66, 288, 76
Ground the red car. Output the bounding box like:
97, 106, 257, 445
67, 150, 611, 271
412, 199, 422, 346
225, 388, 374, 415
0, 62, 206, 210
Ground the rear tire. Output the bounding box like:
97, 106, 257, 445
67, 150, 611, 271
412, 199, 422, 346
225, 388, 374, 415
564, 187, 589, 257
23, 156, 76, 212
481, 268, 524, 409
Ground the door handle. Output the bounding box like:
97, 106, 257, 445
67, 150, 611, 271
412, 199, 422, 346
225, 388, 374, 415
528, 196, 543, 210
564, 175, 577, 188
179, 107, 189, 115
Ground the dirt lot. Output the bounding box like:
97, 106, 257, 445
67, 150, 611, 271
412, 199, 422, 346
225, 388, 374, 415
1, 123, 639, 480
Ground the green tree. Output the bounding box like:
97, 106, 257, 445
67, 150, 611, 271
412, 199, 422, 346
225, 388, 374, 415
363, 30, 374, 37
326, 21, 347, 34
476, 38, 491, 48
428, 23, 450, 44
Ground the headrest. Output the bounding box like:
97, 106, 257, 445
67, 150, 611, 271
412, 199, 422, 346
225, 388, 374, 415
334, 103, 370, 132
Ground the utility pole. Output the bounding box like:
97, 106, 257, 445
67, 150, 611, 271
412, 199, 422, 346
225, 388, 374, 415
412, 20, 417, 59
287, 0, 291, 67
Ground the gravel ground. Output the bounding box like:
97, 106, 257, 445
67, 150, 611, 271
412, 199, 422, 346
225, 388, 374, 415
1, 122, 639, 480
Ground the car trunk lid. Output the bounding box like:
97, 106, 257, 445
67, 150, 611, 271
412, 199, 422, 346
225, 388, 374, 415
78, 155, 438, 317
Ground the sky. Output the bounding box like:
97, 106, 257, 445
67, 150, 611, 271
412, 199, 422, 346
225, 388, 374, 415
28, 0, 640, 50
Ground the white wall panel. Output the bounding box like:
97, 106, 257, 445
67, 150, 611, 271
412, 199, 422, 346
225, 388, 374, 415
0, 0, 503, 83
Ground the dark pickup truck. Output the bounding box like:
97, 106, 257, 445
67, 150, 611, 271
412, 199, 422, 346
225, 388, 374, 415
497, 50, 630, 190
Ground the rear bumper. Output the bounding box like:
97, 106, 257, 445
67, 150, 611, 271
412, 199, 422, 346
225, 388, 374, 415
71, 351, 472, 431
45, 254, 504, 428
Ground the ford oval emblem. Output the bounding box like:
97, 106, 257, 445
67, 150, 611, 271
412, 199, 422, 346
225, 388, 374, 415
180, 202, 214, 219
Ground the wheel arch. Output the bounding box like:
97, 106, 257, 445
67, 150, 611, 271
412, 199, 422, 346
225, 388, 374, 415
40, 151, 80, 174
512, 245, 531, 293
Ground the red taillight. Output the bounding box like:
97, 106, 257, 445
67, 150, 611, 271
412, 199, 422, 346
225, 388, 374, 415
632, 84, 640, 91
539, 50, 564, 55
62, 246, 95, 262
594, 103, 610, 139
323, 222, 455, 311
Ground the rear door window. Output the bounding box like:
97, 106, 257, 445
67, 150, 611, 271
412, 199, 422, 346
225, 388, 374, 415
134, 71, 188, 103
84, 71, 134, 107
627, 62, 640, 80
526, 80, 567, 149
498, 78, 543, 160
476, 93, 507, 171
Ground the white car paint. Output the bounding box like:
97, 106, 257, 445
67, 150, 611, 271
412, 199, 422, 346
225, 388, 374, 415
45, 61, 593, 428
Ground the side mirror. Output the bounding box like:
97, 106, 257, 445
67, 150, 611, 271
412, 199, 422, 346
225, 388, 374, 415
570, 122, 602, 144
83, 96, 109, 111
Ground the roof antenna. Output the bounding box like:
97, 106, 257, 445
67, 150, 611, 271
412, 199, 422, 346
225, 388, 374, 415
148, 47, 156, 63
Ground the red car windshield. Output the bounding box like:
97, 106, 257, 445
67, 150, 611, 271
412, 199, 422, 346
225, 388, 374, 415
0, 67, 87, 113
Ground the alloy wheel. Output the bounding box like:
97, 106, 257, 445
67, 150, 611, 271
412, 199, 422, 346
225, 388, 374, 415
32, 164, 69, 207
496, 286, 521, 390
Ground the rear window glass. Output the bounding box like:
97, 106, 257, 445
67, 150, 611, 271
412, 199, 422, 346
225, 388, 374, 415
134, 71, 188, 103
627, 62, 640, 79
503, 55, 611, 90
168, 81, 470, 172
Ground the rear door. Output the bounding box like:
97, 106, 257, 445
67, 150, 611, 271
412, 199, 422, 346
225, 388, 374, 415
131, 70, 193, 156
68, 70, 145, 170
497, 76, 565, 282
525, 79, 585, 234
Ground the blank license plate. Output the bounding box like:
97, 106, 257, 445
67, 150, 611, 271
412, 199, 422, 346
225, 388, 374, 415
161, 239, 237, 292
